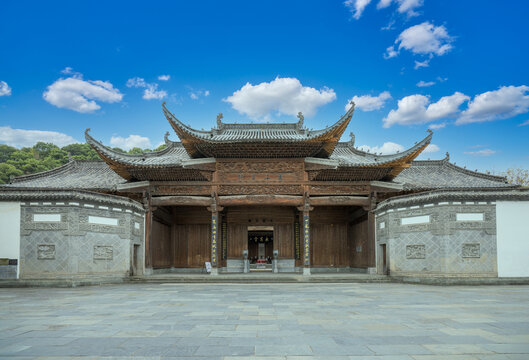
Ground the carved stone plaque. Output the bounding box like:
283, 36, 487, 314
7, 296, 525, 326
38, 245, 55, 260
462, 243, 480, 258
406, 245, 425, 259
94, 246, 113, 260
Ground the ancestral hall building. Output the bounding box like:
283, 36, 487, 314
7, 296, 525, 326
1, 103, 528, 279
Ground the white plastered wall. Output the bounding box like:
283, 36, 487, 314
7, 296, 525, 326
496, 201, 529, 277
0, 202, 21, 278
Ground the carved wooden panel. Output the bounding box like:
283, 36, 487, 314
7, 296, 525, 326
309, 184, 370, 195
152, 185, 211, 196
218, 185, 303, 195
217, 160, 304, 183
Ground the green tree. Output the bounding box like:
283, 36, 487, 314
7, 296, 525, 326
0, 163, 23, 184
0, 144, 17, 163
32, 142, 60, 160
62, 143, 100, 160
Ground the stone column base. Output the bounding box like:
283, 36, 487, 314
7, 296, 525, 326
210, 268, 218, 276
303, 267, 311, 276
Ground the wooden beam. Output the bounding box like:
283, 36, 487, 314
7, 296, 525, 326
151, 195, 211, 207
309, 196, 369, 206
219, 195, 303, 207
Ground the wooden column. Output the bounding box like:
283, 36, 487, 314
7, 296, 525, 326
298, 195, 313, 276
207, 195, 223, 275
143, 191, 154, 274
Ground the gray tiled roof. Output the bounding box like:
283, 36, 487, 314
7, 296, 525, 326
85, 130, 191, 167
4, 160, 126, 191
395, 156, 513, 190
330, 131, 432, 166
162, 103, 355, 143
4, 151, 515, 192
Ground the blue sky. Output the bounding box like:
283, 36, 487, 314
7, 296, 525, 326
0, 0, 528, 173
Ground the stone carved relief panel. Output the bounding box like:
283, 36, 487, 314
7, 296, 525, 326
93, 245, 113, 260
37, 244, 55, 260
462, 243, 480, 258
406, 245, 426, 259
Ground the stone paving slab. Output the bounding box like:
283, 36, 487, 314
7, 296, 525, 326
0, 283, 528, 359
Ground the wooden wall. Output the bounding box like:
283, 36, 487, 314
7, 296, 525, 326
226, 207, 295, 259
173, 207, 211, 268
310, 206, 350, 267
349, 214, 369, 268
151, 218, 172, 268
150, 206, 211, 269
149, 204, 371, 270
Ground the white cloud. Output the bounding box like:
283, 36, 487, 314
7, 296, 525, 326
395, 0, 423, 17
464, 149, 496, 157
126, 77, 167, 100
189, 90, 210, 100
345, 0, 372, 20
377, 0, 392, 9
417, 80, 435, 87
346, 91, 391, 111
126, 77, 147, 88
158, 75, 170, 81
358, 141, 404, 155
224, 77, 336, 118
0, 81, 11, 96
110, 134, 152, 150
384, 46, 398, 59
386, 22, 453, 61
60, 67, 82, 77
143, 84, 167, 100
423, 144, 440, 153
383, 92, 469, 127
377, 0, 423, 17
381, 19, 396, 31
429, 122, 446, 130
519, 119, 529, 126
457, 85, 529, 125
43, 75, 123, 113
0, 126, 79, 148
414, 59, 430, 69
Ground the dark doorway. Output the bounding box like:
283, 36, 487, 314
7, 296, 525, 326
132, 244, 140, 275
248, 227, 273, 264
381, 244, 387, 275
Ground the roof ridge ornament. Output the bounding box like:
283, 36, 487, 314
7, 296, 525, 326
348, 132, 355, 147
216, 113, 224, 130
296, 112, 304, 130
164, 131, 170, 145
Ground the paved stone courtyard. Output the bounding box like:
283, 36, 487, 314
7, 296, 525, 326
1, 283, 529, 359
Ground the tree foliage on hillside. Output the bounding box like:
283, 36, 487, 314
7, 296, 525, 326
0, 142, 158, 184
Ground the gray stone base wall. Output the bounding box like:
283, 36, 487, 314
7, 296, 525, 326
19, 197, 144, 279
226, 259, 244, 273
376, 198, 497, 277
0, 264, 17, 279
